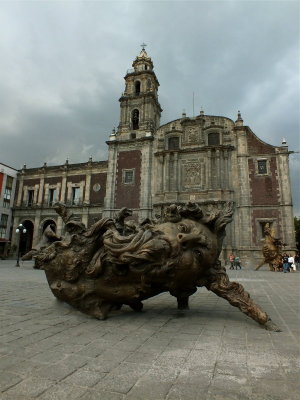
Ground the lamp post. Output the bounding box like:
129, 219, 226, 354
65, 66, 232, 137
15, 224, 26, 267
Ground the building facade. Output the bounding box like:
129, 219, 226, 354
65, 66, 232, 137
12, 160, 107, 256
11, 48, 296, 266
0, 163, 18, 257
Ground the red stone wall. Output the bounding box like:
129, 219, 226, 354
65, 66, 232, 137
90, 173, 107, 205
246, 128, 275, 155
248, 157, 280, 206
0, 172, 3, 194
66, 175, 86, 184
115, 150, 141, 209
44, 177, 62, 185
23, 178, 40, 186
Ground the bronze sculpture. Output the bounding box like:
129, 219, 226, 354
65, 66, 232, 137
255, 223, 284, 272
24, 202, 280, 331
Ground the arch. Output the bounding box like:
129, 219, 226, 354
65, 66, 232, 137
208, 132, 220, 146
132, 109, 139, 130
42, 219, 57, 233
135, 81, 141, 95
19, 220, 34, 256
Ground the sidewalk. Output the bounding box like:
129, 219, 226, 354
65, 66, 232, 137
0, 259, 299, 400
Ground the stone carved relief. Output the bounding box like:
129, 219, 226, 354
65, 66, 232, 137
181, 127, 200, 145
183, 161, 206, 188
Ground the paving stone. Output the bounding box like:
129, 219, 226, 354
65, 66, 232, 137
93, 362, 149, 394
4, 377, 54, 397
61, 367, 105, 387
38, 383, 86, 400
32, 361, 79, 381
80, 389, 125, 400
0, 371, 23, 392
166, 384, 208, 400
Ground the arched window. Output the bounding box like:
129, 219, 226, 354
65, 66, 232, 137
208, 132, 220, 146
147, 79, 151, 90
168, 136, 179, 150
132, 109, 139, 130
145, 65, 148, 70
135, 81, 141, 95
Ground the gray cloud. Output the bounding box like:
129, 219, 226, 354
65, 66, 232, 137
0, 0, 299, 213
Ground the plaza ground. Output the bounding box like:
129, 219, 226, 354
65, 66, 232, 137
0, 260, 299, 400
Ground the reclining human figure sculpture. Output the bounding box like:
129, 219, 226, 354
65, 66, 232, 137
26, 201, 280, 331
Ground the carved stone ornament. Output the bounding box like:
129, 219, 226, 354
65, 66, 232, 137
23, 202, 280, 331
184, 162, 205, 188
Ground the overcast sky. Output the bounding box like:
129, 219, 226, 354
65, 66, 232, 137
0, 0, 299, 214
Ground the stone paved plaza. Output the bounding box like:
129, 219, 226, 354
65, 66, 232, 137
0, 259, 299, 400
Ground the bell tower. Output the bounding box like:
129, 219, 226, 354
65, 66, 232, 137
104, 46, 161, 220
118, 45, 162, 137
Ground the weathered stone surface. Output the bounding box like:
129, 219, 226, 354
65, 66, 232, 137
24, 202, 281, 332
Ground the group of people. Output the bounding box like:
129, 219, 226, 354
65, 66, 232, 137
228, 254, 242, 270
282, 253, 299, 273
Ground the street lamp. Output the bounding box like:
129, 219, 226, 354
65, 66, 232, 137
15, 224, 26, 267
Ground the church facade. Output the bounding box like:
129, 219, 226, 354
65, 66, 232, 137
12, 48, 296, 266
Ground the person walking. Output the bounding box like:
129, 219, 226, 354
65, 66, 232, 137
295, 253, 300, 271
229, 253, 235, 269
282, 253, 289, 273
288, 254, 295, 272
234, 255, 242, 270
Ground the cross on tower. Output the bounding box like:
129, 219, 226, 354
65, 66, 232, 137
141, 43, 147, 50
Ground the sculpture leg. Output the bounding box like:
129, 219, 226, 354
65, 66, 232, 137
206, 264, 281, 331
255, 260, 265, 271
128, 301, 143, 312
177, 296, 189, 310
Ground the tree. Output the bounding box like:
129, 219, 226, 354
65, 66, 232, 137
294, 216, 300, 252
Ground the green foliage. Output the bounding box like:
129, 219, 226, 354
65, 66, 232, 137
294, 216, 300, 251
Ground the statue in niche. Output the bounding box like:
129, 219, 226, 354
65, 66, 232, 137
255, 223, 285, 272
23, 202, 280, 331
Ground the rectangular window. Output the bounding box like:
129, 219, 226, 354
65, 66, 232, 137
257, 160, 267, 174
0, 214, 8, 238
3, 176, 13, 208
123, 169, 135, 184
27, 190, 34, 206
48, 188, 57, 206
72, 187, 80, 205
168, 137, 179, 150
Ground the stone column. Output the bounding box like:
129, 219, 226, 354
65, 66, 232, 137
44, 184, 49, 205
85, 173, 92, 204
60, 173, 67, 203
164, 153, 170, 192
37, 177, 44, 205
277, 149, 296, 248
80, 181, 85, 204
216, 149, 220, 188
103, 144, 118, 217
32, 211, 41, 247
207, 150, 211, 188
67, 183, 72, 203
16, 175, 24, 206
140, 139, 153, 220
